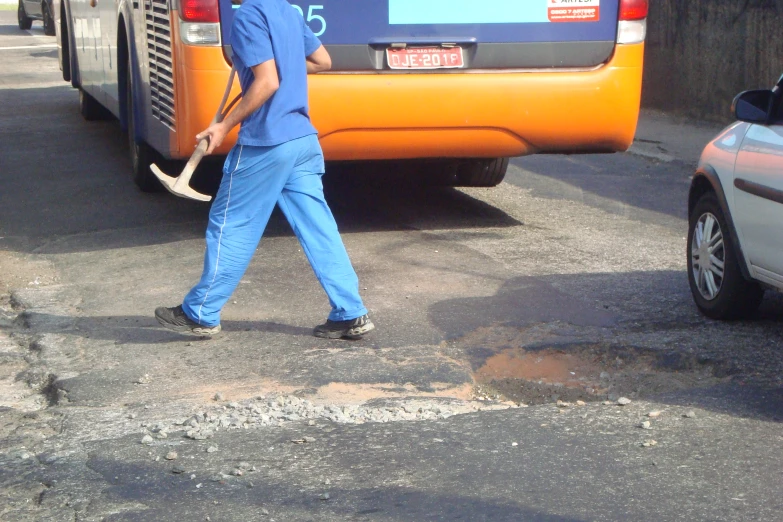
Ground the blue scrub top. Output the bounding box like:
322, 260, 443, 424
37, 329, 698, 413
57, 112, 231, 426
230, 0, 322, 147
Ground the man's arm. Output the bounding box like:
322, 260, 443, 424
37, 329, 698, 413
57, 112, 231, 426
306, 45, 331, 74
196, 59, 280, 154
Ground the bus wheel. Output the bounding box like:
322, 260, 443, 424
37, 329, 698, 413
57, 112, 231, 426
17, 0, 32, 30
79, 89, 107, 121
456, 158, 509, 187
127, 68, 161, 192
42, 1, 55, 36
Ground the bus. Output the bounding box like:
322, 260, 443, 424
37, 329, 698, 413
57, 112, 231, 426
53, 0, 648, 192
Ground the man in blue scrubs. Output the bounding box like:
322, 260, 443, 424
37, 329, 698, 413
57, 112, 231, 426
155, 0, 374, 340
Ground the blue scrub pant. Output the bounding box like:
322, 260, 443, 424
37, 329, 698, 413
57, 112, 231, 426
181, 134, 368, 328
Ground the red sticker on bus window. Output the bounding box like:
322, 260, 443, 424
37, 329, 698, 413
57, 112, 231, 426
548, 0, 600, 22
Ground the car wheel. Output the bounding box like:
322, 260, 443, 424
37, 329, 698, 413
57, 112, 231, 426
42, 2, 55, 36
127, 64, 161, 192
18, 0, 32, 30
455, 158, 509, 187
687, 191, 764, 319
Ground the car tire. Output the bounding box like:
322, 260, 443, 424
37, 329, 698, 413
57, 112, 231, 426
18, 0, 32, 30
127, 64, 161, 192
687, 191, 764, 319
79, 89, 107, 120
42, 2, 55, 36
60, 2, 71, 82
455, 158, 509, 187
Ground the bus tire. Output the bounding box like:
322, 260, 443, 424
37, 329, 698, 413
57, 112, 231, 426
17, 0, 32, 30
456, 158, 509, 187
79, 89, 107, 121
59, 1, 71, 82
127, 65, 161, 192
42, 1, 55, 36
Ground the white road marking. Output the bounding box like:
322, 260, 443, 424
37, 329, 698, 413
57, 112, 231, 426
0, 44, 58, 50
0, 81, 69, 90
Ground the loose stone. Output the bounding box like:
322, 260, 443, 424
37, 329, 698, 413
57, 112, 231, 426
641, 440, 658, 448
141, 434, 154, 445
165, 451, 178, 460
648, 411, 662, 418
639, 421, 652, 430
206, 446, 218, 453
683, 411, 696, 419
214, 392, 225, 401
617, 397, 632, 406
319, 493, 330, 501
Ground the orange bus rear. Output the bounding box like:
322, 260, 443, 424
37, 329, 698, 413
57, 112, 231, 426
54, 0, 647, 191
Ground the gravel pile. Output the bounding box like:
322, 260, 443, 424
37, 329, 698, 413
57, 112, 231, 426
140, 395, 513, 441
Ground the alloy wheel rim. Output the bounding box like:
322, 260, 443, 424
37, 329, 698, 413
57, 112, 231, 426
691, 212, 726, 301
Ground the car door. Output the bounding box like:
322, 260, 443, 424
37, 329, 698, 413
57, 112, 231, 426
732, 101, 783, 283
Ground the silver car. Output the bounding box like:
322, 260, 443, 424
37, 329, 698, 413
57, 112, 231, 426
17, 0, 55, 36
688, 74, 783, 319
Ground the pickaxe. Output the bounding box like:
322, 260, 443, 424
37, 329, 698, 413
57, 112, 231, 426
150, 66, 241, 202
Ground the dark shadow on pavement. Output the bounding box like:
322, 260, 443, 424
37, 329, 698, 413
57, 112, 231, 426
14, 312, 314, 344
508, 153, 692, 223
0, 83, 521, 255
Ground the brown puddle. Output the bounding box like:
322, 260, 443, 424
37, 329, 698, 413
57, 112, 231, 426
475, 349, 605, 390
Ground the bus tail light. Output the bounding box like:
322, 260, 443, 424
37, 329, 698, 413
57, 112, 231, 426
179, 0, 219, 23
180, 21, 221, 45
179, 0, 220, 46
179, 0, 221, 45
617, 0, 647, 44
619, 0, 648, 20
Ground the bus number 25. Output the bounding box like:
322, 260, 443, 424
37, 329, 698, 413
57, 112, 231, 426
291, 4, 326, 37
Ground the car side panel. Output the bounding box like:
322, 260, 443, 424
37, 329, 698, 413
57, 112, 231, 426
694, 123, 753, 281
732, 123, 783, 278
98, 0, 120, 114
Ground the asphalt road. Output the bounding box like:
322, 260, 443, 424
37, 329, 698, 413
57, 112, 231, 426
1, 11, 782, 521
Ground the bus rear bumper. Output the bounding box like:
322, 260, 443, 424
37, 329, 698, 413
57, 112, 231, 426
174, 43, 643, 161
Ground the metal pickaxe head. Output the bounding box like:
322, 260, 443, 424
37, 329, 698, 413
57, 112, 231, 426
150, 138, 212, 202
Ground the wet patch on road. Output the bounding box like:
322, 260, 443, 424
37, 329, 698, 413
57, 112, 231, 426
469, 338, 731, 406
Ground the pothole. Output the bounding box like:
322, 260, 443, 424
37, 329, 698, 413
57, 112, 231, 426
473, 343, 731, 406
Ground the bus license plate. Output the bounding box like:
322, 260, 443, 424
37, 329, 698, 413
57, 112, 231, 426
386, 47, 464, 70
